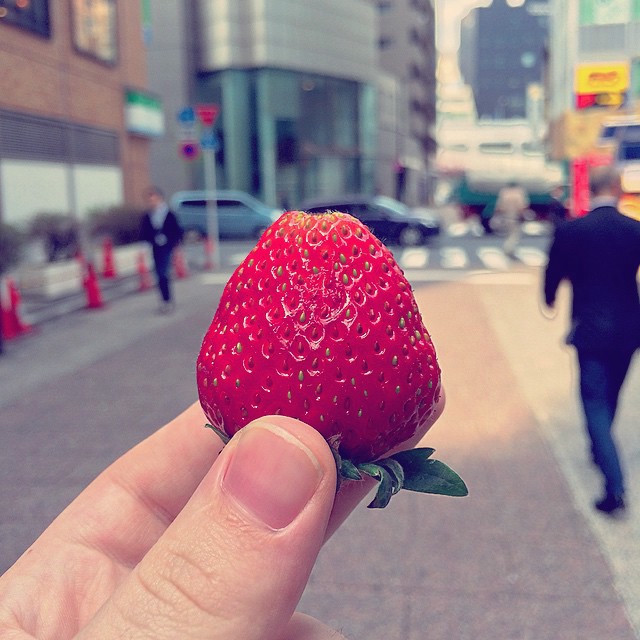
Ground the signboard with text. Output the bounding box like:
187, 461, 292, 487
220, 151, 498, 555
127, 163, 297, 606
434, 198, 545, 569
574, 62, 629, 109
579, 0, 636, 25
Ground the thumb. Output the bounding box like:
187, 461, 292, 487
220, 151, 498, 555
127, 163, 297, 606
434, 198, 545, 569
79, 416, 338, 640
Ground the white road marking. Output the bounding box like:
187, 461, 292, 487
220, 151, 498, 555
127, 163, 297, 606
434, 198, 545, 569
200, 272, 234, 285
229, 252, 248, 265
447, 222, 470, 237
440, 247, 468, 268
521, 221, 549, 236
514, 246, 547, 267
399, 248, 429, 269
477, 247, 510, 270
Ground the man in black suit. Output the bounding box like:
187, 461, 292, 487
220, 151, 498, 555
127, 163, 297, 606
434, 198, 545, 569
544, 167, 640, 516
140, 186, 184, 313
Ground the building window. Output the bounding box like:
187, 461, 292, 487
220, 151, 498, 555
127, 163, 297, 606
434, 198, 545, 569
71, 0, 117, 64
0, 0, 50, 37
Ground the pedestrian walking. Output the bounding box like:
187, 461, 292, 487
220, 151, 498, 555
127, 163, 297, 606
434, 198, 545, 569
544, 167, 640, 516
547, 184, 569, 229
495, 181, 529, 257
480, 196, 497, 235
140, 186, 184, 313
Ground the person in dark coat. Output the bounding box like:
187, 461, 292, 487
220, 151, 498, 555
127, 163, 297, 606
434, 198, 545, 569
544, 167, 640, 516
140, 186, 183, 313
547, 184, 569, 229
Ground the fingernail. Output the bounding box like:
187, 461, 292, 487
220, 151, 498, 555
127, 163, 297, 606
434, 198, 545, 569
222, 422, 324, 530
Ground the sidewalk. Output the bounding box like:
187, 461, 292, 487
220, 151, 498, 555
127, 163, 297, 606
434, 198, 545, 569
300, 269, 640, 639
18, 272, 144, 326
2, 265, 639, 639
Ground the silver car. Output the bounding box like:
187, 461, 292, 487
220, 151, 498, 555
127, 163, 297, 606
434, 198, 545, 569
171, 190, 281, 240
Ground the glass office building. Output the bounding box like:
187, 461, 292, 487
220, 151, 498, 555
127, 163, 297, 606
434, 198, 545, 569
147, 0, 378, 207
196, 69, 376, 208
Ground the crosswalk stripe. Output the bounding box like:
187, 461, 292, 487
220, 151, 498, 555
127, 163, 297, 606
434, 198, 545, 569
514, 246, 547, 267
477, 247, 510, 270
440, 247, 468, 268
447, 222, 471, 237
399, 248, 429, 268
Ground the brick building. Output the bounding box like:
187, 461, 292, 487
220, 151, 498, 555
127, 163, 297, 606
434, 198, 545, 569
0, 1, 160, 226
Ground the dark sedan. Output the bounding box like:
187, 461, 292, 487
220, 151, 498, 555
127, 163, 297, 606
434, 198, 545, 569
300, 195, 440, 246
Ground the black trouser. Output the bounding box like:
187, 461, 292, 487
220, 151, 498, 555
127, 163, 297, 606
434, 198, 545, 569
153, 246, 173, 303
577, 348, 635, 497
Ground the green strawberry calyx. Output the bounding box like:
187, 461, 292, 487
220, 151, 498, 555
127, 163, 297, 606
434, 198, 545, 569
205, 424, 468, 509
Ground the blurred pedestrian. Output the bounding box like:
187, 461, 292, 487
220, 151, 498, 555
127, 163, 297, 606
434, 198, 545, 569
495, 181, 529, 257
547, 185, 569, 229
140, 186, 183, 313
544, 167, 640, 516
480, 196, 497, 235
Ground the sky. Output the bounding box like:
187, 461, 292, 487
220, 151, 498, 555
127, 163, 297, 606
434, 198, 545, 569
435, 0, 490, 52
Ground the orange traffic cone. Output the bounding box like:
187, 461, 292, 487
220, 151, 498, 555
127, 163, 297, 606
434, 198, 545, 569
1, 279, 17, 339
1, 300, 18, 340
84, 263, 104, 309
137, 251, 152, 291
7, 278, 32, 335
173, 247, 189, 279
102, 237, 117, 279
203, 237, 215, 270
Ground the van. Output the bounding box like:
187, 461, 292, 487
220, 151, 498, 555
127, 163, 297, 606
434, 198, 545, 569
171, 190, 282, 240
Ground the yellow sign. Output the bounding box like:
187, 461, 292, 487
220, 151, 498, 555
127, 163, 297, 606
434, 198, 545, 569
618, 194, 640, 221
575, 62, 629, 94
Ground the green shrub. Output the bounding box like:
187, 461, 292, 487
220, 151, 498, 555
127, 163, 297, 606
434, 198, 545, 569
89, 205, 146, 246
0, 223, 25, 275
28, 213, 79, 262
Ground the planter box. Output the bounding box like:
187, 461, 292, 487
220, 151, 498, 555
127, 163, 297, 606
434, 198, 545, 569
18, 242, 152, 299
96, 242, 151, 279
18, 260, 84, 299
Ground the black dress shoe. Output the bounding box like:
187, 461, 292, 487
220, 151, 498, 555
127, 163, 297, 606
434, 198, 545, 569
594, 494, 626, 515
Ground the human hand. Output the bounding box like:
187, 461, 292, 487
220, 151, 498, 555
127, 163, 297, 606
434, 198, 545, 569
0, 397, 444, 639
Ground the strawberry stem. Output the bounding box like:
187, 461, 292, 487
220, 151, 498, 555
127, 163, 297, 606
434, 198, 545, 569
336, 447, 469, 509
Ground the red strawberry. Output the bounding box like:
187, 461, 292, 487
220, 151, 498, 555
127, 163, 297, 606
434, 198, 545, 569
197, 211, 467, 507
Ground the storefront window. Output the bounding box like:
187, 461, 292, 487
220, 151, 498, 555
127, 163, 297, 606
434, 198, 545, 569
71, 0, 117, 64
0, 0, 50, 37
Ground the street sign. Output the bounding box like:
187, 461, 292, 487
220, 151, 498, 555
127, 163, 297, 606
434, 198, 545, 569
196, 103, 220, 127
200, 130, 220, 151
177, 107, 196, 124
179, 140, 200, 160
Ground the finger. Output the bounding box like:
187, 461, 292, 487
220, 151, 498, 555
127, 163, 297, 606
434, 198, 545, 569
281, 613, 348, 639
5, 402, 222, 576
78, 416, 338, 640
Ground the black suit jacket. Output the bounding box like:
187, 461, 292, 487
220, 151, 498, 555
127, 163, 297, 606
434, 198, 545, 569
140, 209, 183, 253
544, 205, 640, 355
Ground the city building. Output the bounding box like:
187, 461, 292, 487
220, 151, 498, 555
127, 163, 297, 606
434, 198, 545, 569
547, 0, 640, 163
459, 0, 549, 120
373, 0, 437, 203
0, 1, 160, 227
147, 0, 378, 209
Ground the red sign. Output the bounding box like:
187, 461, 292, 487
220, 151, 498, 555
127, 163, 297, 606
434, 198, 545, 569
571, 157, 590, 218
196, 104, 220, 127
575, 92, 625, 109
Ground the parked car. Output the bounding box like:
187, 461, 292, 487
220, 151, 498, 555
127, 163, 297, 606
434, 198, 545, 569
300, 194, 440, 246
170, 190, 282, 240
